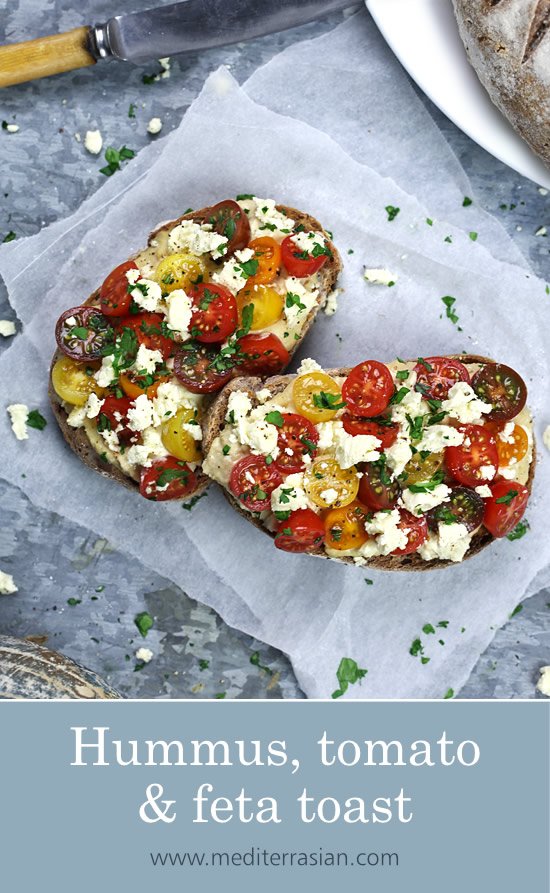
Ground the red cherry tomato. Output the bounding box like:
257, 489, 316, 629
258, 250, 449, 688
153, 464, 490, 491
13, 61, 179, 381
98, 395, 138, 445
118, 312, 174, 359
342, 412, 399, 448
280, 234, 330, 278
413, 356, 471, 400
173, 342, 232, 394
472, 363, 527, 422
391, 510, 428, 555
236, 333, 290, 376
445, 424, 499, 487
274, 413, 319, 473
483, 480, 529, 538
55, 306, 113, 361
140, 458, 197, 501
189, 282, 238, 344
99, 261, 138, 317
195, 200, 251, 256
358, 460, 401, 511
275, 509, 325, 553
229, 455, 282, 512
342, 361, 394, 417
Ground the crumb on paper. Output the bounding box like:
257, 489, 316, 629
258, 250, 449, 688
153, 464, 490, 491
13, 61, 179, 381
7, 403, 28, 440
0, 570, 18, 595
0, 320, 16, 337
535, 226, 547, 237
5, 123, 19, 133
543, 425, 550, 452
323, 288, 341, 316
136, 647, 154, 663
364, 267, 397, 287
74, 132, 81, 142
147, 117, 163, 135
159, 57, 171, 78
84, 130, 103, 155
536, 666, 550, 697
538, 187, 548, 196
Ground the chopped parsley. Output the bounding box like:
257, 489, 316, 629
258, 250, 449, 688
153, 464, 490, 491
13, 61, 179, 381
408, 470, 445, 493
396, 369, 410, 381
385, 205, 400, 222
182, 493, 207, 511
2, 230, 16, 243
222, 444, 231, 456
198, 658, 209, 671
250, 651, 273, 675
469, 231, 478, 242
26, 409, 47, 430
390, 387, 409, 405
462, 196, 473, 207
157, 467, 189, 488
238, 258, 259, 279
67, 597, 81, 607
128, 103, 136, 118
134, 611, 154, 638
99, 145, 136, 177
443, 688, 454, 699
312, 391, 346, 411
507, 519, 529, 541
236, 193, 254, 200
509, 603, 523, 618
331, 657, 368, 699
495, 489, 518, 505
265, 410, 284, 427
286, 291, 306, 312
441, 294, 460, 326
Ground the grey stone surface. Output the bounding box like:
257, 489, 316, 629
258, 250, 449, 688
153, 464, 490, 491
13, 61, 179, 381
0, 1, 548, 698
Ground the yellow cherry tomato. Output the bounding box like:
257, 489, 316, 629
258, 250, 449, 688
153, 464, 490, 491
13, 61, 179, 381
119, 372, 170, 400
486, 422, 529, 467
154, 252, 209, 293
161, 407, 202, 462
324, 501, 370, 551
246, 237, 281, 287
238, 285, 284, 330
402, 451, 444, 486
51, 356, 105, 406
304, 457, 359, 509
292, 371, 343, 423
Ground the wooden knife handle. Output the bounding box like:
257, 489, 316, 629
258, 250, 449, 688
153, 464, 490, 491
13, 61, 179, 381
0, 27, 96, 88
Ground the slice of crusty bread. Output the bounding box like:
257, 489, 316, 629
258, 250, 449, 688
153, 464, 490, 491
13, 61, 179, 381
49, 203, 341, 501
202, 356, 536, 571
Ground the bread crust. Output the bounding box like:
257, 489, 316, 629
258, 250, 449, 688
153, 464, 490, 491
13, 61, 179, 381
202, 356, 536, 571
453, 0, 550, 166
49, 203, 341, 500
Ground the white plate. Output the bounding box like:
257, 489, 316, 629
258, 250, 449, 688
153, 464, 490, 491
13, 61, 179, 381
366, 0, 550, 190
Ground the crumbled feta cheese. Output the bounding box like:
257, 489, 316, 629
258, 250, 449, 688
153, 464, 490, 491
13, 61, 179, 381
316, 421, 336, 450
94, 355, 117, 388
241, 419, 279, 455
226, 391, 253, 429
290, 230, 327, 254
441, 382, 492, 424
165, 289, 193, 338
5, 123, 19, 134
390, 387, 429, 426
535, 226, 547, 237
385, 437, 413, 477
333, 423, 381, 468
478, 464, 496, 481
365, 509, 408, 555
271, 473, 309, 513
498, 465, 518, 480
256, 388, 272, 404
126, 426, 168, 467
147, 117, 163, 135
419, 522, 471, 562
85, 393, 104, 419
0, 570, 18, 594
536, 666, 550, 697
284, 277, 319, 324
101, 429, 120, 452
168, 220, 228, 258
241, 197, 295, 238
401, 484, 451, 517
84, 129, 103, 154
7, 404, 28, 440
416, 424, 465, 454
0, 320, 16, 337
134, 343, 163, 376
297, 357, 323, 376
136, 647, 154, 663
212, 248, 255, 294
544, 425, 550, 452
320, 487, 339, 505
125, 268, 140, 285
323, 288, 340, 316
364, 267, 397, 286
66, 406, 87, 428
153, 380, 200, 420
498, 421, 515, 444
475, 485, 492, 498
127, 394, 156, 432
130, 278, 163, 312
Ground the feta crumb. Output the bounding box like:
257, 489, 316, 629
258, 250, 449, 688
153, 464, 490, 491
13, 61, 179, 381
316, 421, 336, 450
365, 509, 408, 555
94, 355, 117, 388
168, 220, 228, 258
134, 343, 163, 376
535, 226, 547, 237
5, 123, 19, 134
226, 391, 253, 430
536, 666, 550, 697
256, 388, 272, 404
136, 647, 154, 663
165, 289, 193, 338
475, 485, 492, 498
323, 288, 340, 316
364, 267, 397, 286
127, 394, 156, 432
333, 423, 381, 468
296, 357, 323, 376
320, 487, 339, 505
159, 57, 171, 78
241, 419, 279, 455
385, 437, 413, 478
130, 278, 163, 312
401, 483, 451, 517
7, 404, 28, 440
84, 129, 103, 155
126, 426, 168, 467
271, 474, 309, 513
290, 230, 327, 253
419, 522, 471, 562
125, 268, 140, 285
441, 381, 492, 423
499, 421, 516, 444
416, 424, 465, 454
147, 117, 163, 135
212, 248, 255, 294
0, 320, 16, 337
539, 187, 548, 196
66, 405, 87, 428
85, 393, 104, 419
0, 570, 18, 595
478, 464, 496, 481
242, 197, 295, 238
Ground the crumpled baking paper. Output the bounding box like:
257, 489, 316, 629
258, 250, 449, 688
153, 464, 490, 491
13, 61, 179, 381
1, 15, 549, 699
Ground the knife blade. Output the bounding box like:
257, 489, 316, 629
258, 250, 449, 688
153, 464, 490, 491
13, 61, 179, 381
92, 0, 354, 62
0, 0, 355, 89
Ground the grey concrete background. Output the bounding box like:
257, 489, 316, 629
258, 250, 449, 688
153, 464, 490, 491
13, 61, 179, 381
0, 0, 549, 699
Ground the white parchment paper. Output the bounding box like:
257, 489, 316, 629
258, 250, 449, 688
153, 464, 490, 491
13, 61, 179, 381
1, 18, 549, 699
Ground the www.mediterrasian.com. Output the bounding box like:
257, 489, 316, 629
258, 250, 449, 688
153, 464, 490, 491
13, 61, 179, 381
149, 848, 399, 869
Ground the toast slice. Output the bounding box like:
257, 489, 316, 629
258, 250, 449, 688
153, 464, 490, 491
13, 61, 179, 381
49, 201, 341, 501
202, 356, 535, 570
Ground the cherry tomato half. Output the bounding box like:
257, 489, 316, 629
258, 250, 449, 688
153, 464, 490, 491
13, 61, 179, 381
274, 413, 319, 473
229, 455, 282, 513
445, 424, 499, 487
51, 356, 104, 406
99, 261, 137, 317
342, 360, 394, 418
391, 510, 428, 555
118, 312, 174, 360
427, 486, 485, 533
55, 306, 113, 361
281, 234, 330, 278
140, 458, 198, 501
246, 237, 282, 287
236, 333, 289, 376
324, 501, 370, 552
472, 363, 527, 421
119, 371, 170, 400
274, 509, 325, 553
173, 342, 233, 394
196, 200, 251, 256
342, 412, 399, 448
188, 282, 238, 344
485, 421, 529, 468
483, 480, 529, 538
292, 371, 343, 423
98, 395, 138, 445
413, 356, 470, 400
358, 460, 400, 511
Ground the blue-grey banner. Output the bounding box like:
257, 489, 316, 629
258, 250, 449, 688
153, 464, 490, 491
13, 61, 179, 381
0, 702, 548, 891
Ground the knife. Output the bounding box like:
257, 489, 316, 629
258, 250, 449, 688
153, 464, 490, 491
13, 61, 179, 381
0, 0, 353, 89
